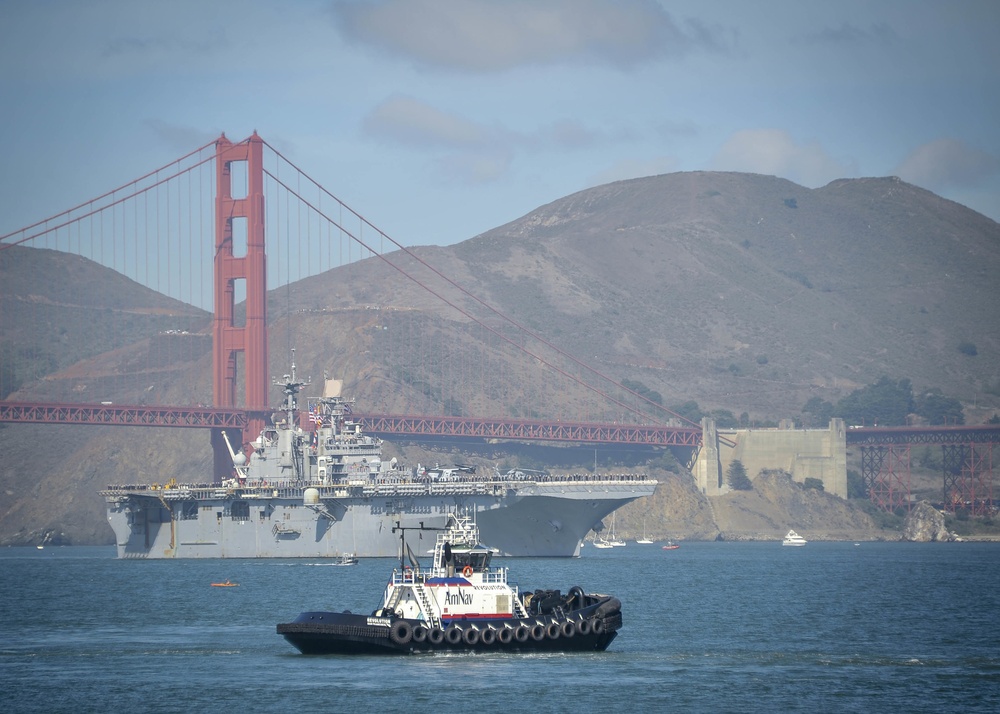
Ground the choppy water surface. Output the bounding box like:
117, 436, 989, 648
2, 541, 998, 713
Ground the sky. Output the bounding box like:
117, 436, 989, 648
1, 0, 998, 251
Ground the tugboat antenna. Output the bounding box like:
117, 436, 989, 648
392, 520, 446, 570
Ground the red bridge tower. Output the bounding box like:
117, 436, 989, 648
211, 133, 269, 481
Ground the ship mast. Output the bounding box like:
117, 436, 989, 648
274, 348, 310, 427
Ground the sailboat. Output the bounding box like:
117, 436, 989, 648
636, 518, 653, 544
607, 513, 626, 547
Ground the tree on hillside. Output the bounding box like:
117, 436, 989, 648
846, 469, 867, 499
621, 378, 663, 406
914, 390, 965, 425
835, 376, 913, 426
802, 396, 834, 427
710, 409, 739, 428
727, 460, 752, 490
669, 400, 704, 424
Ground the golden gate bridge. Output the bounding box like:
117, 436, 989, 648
0, 132, 996, 514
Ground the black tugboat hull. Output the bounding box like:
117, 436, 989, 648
277, 598, 622, 655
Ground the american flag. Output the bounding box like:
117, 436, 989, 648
308, 405, 318, 424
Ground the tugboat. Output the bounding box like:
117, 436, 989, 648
276, 513, 623, 654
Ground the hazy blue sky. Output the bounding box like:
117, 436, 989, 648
1, 0, 998, 249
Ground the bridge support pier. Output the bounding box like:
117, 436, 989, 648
693, 418, 722, 494
860, 444, 912, 513
708, 419, 847, 497
942, 443, 994, 516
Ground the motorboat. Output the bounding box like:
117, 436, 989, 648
782, 530, 807, 546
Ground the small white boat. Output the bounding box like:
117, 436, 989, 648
782, 530, 807, 547
592, 539, 614, 550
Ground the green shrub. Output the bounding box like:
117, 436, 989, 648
727, 460, 752, 490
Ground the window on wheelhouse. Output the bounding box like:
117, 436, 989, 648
453, 550, 492, 571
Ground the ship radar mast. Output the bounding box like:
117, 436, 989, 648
273, 348, 310, 426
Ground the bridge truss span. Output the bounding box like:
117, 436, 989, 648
0, 401, 247, 430
853, 425, 998, 515
846, 425, 1000, 446
357, 414, 702, 447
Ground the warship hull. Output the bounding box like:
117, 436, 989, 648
101, 476, 656, 558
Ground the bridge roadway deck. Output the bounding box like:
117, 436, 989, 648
845, 424, 1000, 445
1, 401, 998, 447
0, 401, 701, 447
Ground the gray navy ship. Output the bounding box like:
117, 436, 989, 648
101, 363, 657, 559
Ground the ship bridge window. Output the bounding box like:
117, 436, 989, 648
230, 501, 250, 521
453, 550, 492, 571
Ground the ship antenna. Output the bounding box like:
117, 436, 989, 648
273, 348, 310, 424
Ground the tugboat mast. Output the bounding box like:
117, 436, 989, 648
392, 520, 445, 571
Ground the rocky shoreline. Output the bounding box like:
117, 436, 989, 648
615, 470, 998, 544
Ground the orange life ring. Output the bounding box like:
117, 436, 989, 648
461, 565, 473, 578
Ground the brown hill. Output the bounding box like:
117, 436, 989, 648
2, 172, 998, 546
268, 172, 1000, 422
0, 245, 208, 398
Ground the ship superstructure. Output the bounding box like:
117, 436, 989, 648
100, 363, 657, 559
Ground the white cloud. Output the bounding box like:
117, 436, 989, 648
435, 150, 514, 185
0, 1, 330, 82
331, 0, 694, 71
361, 96, 513, 185
363, 96, 493, 148
894, 138, 1000, 191
710, 128, 852, 186
361, 95, 632, 185
798, 21, 897, 48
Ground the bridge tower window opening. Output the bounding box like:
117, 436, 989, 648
228, 159, 248, 200
230, 216, 248, 258
230, 278, 247, 327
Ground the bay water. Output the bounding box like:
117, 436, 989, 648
2, 541, 998, 713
